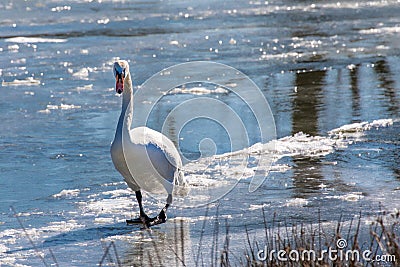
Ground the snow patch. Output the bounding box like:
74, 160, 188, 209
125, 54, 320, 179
329, 119, 393, 135
5, 37, 67, 43
2, 77, 40, 86
52, 189, 80, 198
169, 86, 229, 95
326, 192, 364, 202
285, 198, 309, 207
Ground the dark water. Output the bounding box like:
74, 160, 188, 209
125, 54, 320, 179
0, 0, 399, 266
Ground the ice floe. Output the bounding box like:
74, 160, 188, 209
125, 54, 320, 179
5, 37, 67, 43
2, 77, 40, 86
52, 189, 80, 198
168, 86, 229, 95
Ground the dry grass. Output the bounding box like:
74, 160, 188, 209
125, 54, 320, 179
215, 209, 400, 267
124, 208, 400, 267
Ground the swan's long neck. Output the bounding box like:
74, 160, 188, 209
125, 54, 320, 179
116, 73, 133, 139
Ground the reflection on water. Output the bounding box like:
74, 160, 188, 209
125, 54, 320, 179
350, 64, 361, 122
260, 57, 400, 203
292, 70, 325, 136
290, 70, 325, 199
269, 58, 400, 137
374, 60, 399, 116
291, 157, 323, 199
121, 220, 191, 267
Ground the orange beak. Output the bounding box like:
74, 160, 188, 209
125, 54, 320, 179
115, 73, 124, 94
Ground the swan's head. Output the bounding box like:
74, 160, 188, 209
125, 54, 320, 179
113, 60, 129, 94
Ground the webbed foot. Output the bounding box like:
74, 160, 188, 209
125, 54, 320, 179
126, 209, 167, 227
147, 209, 167, 227
126, 212, 153, 227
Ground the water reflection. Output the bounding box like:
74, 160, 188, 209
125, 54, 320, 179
349, 64, 362, 122
121, 220, 191, 266
291, 157, 324, 199
286, 58, 400, 200
290, 71, 326, 198
292, 70, 326, 136
374, 59, 399, 116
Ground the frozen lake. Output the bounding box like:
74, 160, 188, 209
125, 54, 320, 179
0, 0, 399, 266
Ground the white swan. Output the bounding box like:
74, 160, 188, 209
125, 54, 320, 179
110, 60, 186, 227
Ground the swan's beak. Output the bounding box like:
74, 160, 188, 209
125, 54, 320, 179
115, 73, 124, 94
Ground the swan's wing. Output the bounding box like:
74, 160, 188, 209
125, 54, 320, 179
123, 126, 185, 194
130, 126, 182, 172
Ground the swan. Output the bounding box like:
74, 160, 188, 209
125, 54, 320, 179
110, 60, 186, 227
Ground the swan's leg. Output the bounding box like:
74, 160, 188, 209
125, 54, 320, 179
137, 190, 159, 224
135, 190, 146, 217
127, 192, 172, 227
126, 190, 151, 225
148, 194, 172, 226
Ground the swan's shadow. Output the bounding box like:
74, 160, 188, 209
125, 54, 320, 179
44, 222, 187, 267
6, 222, 140, 254
6, 220, 191, 266
43, 222, 138, 246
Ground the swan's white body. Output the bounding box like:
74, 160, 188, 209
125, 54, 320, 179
110, 62, 185, 204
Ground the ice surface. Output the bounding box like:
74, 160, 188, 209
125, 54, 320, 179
169, 86, 229, 95
2, 77, 40, 86
284, 198, 309, 207
5, 37, 67, 43
0, 117, 397, 265
172, 118, 396, 207
325, 192, 364, 202
52, 189, 80, 198
329, 119, 394, 134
